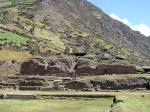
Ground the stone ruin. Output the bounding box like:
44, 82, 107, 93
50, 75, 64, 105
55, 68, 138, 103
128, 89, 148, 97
20, 56, 137, 77
0, 56, 149, 91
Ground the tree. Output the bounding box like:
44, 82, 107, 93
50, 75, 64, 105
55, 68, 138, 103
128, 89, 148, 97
29, 24, 35, 34
64, 46, 70, 54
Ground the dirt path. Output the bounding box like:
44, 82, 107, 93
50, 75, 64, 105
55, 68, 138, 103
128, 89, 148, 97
0, 90, 149, 99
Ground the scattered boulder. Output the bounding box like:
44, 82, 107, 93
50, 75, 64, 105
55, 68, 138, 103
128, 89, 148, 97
101, 53, 112, 60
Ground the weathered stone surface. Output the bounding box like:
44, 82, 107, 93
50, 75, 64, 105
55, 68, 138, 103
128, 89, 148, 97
0, 76, 52, 90
20, 56, 137, 76
0, 61, 21, 76
20, 58, 46, 75
91, 77, 150, 90
65, 81, 92, 90
76, 64, 96, 76
0, 75, 150, 91
96, 65, 137, 75
75, 58, 97, 76
19, 77, 49, 87
20, 56, 77, 76
101, 53, 112, 60
46, 56, 77, 76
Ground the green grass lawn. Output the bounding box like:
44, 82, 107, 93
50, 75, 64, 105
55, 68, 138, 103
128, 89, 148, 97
0, 91, 150, 112
0, 98, 113, 112
0, 50, 33, 61
112, 94, 150, 112
0, 1, 12, 7
0, 29, 29, 44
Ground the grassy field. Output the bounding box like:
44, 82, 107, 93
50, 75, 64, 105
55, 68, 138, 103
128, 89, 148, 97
0, 0, 12, 7
0, 50, 33, 61
0, 91, 150, 112
112, 94, 150, 112
0, 98, 113, 112
0, 29, 29, 44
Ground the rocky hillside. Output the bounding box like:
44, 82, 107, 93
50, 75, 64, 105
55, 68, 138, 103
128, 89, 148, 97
0, 0, 149, 65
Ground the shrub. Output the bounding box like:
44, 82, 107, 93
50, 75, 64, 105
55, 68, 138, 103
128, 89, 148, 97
64, 46, 70, 54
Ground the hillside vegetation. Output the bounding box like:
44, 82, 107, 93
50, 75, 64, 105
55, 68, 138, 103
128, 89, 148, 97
0, 0, 149, 65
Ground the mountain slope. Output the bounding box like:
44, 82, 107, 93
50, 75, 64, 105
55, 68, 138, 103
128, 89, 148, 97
0, 0, 149, 65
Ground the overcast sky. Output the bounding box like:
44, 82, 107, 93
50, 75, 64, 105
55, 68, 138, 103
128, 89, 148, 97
88, 0, 150, 36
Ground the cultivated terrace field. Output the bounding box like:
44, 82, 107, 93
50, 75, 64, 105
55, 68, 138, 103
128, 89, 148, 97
0, 0, 150, 112
0, 55, 150, 112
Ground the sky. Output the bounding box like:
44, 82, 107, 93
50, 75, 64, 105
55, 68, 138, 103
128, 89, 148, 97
88, 0, 150, 37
